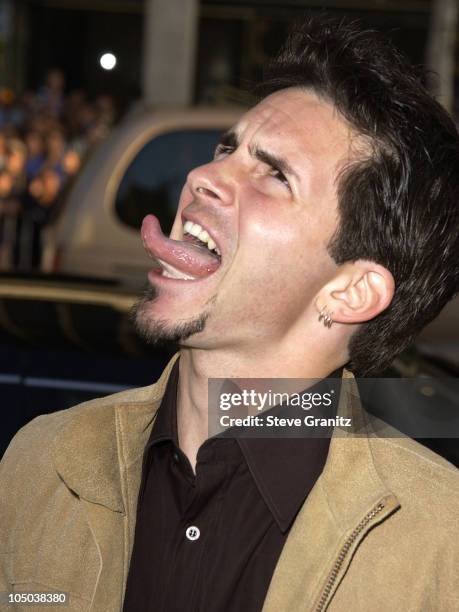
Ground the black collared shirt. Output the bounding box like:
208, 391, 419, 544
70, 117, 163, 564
123, 361, 338, 612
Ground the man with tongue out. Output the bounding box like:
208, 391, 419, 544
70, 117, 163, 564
2, 16, 459, 612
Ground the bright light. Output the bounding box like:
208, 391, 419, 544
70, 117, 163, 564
100, 53, 117, 70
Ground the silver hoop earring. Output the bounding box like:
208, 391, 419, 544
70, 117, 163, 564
318, 306, 333, 328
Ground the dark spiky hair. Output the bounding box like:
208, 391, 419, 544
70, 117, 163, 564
260, 16, 459, 376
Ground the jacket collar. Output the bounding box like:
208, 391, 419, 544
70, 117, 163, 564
261, 370, 401, 611
319, 370, 395, 528
51, 355, 179, 512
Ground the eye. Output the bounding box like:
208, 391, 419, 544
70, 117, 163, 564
268, 167, 291, 192
214, 144, 235, 159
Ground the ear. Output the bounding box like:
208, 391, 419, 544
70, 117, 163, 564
316, 260, 395, 324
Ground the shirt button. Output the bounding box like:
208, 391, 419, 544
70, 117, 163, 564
186, 526, 200, 541
172, 451, 180, 464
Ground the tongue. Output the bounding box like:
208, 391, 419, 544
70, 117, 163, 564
141, 214, 220, 278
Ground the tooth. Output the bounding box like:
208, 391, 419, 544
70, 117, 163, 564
183, 221, 219, 254
190, 223, 202, 237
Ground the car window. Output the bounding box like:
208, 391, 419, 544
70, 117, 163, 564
114, 129, 223, 231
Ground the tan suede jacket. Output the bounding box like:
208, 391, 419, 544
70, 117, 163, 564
1, 355, 458, 611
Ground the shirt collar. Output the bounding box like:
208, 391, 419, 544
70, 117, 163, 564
146, 358, 342, 532
237, 369, 341, 532
236, 436, 330, 532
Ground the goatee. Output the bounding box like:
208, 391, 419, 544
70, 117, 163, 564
130, 284, 209, 345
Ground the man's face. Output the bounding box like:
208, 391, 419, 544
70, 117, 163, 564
136, 88, 356, 350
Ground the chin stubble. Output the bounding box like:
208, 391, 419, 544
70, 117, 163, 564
130, 284, 210, 346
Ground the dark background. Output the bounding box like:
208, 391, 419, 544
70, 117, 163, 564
12, 0, 444, 108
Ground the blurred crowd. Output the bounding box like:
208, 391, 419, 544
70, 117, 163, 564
0, 69, 116, 270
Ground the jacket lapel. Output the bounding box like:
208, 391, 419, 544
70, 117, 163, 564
78, 499, 126, 610
262, 371, 400, 612
50, 355, 179, 610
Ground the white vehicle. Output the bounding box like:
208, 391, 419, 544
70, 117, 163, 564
42, 107, 242, 288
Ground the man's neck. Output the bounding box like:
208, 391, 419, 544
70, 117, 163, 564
175, 345, 345, 473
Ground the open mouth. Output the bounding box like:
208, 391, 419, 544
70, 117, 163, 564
182, 220, 221, 258
141, 214, 222, 282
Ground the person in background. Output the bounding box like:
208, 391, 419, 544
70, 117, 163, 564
0, 70, 116, 270
36, 68, 65, 119
24, 131, 46, 180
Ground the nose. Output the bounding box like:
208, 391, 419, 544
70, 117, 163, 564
187, 159, 234, 206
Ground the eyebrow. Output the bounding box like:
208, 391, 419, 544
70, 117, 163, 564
218, 129, 238, 149
217, 129, 299, 180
